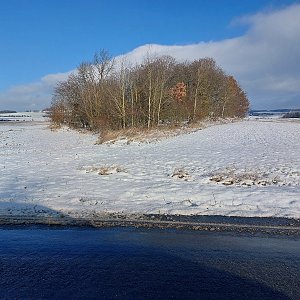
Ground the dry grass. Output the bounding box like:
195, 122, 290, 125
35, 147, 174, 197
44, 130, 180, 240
210, 170, 281, 186
97, 123, 199, 144
98, 165, 125, 175
48, 123, 62, 131
97, 127, 144, 144
171, 168, 191, 181
97, 118, 238, 144
83, 165, 125, 175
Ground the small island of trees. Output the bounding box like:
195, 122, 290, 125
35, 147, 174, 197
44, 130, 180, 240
50, 50, 249, 131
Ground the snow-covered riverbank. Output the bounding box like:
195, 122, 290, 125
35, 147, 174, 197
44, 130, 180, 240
0, 118, 299, 219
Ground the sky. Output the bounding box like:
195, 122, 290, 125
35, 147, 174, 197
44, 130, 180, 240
0, 0, 299, 111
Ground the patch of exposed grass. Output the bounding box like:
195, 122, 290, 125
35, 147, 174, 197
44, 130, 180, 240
97, 118, 238, 144
82, 165, 126, 175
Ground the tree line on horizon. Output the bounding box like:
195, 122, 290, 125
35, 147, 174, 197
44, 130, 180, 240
50, 49, 249, 131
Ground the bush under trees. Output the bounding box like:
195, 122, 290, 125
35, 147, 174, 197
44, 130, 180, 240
50, 50, 249, 131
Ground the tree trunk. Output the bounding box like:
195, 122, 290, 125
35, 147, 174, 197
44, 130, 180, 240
157, 84, 164, 126
147, 70, 152, 129
193, 69, 201, 120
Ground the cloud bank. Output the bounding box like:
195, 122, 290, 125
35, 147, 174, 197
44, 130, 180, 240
1, 4, 299, 111
0, 71, 72, 111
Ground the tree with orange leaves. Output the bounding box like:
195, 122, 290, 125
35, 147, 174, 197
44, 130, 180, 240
170, 82, 187, 102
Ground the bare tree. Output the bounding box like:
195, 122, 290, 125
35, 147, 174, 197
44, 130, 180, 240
50, 50, 249, 131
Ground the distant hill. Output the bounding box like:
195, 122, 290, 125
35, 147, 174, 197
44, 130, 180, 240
0, 110, 17, 114
249, 109, 300, 117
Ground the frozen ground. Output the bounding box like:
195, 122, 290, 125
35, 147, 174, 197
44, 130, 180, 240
0, 117, 299, 219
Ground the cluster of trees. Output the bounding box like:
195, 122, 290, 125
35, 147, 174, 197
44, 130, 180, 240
283, 111, 300, 118
50, 50, 249, 131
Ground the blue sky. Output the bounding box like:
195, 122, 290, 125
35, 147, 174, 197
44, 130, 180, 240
0, 0, 299, 110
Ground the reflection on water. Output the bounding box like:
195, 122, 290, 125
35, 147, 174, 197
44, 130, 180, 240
0, 226, 299, 299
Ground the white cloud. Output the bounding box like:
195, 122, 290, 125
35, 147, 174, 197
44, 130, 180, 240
1, 4, 299, 110
117, 4, 300, 109
0, 71, 72, 111
41, 71, 73, 85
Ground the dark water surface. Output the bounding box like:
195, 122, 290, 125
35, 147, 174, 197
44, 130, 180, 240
0, 226, 299, 299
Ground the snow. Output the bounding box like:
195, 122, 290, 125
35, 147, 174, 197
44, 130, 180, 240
0, 111, 48, 122
0, 118, 299, 219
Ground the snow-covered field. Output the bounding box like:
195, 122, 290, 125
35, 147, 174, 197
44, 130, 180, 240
0, 111, 47, 122
0, 117, 299, 219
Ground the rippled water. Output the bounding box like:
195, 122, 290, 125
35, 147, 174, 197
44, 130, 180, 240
0, 226, 299, 299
